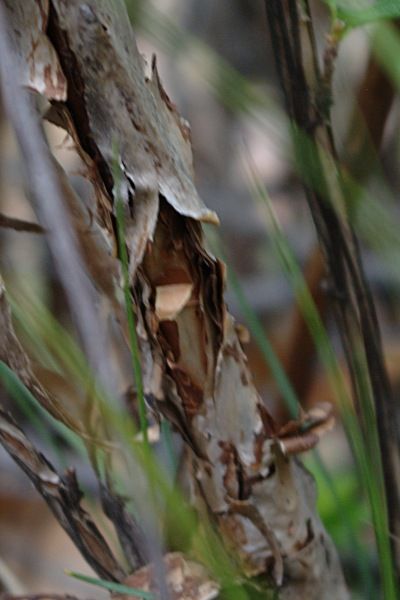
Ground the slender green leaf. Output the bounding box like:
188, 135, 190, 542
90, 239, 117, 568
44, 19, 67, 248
372, 21, 400, 89
112, 142, 149, 449
325, 1, 400, 27
243, 150, 397, 598
66, 571, 155, 599
0, 360, 85, 459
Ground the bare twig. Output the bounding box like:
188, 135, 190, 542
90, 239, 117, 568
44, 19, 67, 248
0, 214, 44, 234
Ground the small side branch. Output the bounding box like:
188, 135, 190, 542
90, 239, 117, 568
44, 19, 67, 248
0, 214, 44, 233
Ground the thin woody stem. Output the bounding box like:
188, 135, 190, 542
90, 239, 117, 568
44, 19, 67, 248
265, 0, 400, 590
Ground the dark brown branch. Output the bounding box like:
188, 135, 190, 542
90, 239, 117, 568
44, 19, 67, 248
0, 214, 44, 233
265, 0, 400, 578
281, 23, 400, 416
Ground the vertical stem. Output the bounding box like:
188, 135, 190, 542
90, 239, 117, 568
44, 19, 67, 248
264, 0, 399, 594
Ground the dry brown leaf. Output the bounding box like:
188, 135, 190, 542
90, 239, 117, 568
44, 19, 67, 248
115, 553, 219, 600
277, 402, 335, 455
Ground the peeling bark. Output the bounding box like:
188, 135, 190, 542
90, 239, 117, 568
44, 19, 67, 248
0, 1, 349, 598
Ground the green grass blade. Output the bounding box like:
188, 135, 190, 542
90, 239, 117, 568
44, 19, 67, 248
372, 22, 400, 90
0, 360, 61, 457
111, 143, 149, 449
0, 360, 85, 461
335, 1, 400, 28
10, 293, 249, 595
66, 570, 155, 599
243, 150, 397, 598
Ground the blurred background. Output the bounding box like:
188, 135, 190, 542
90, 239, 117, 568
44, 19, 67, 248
1, 1, 400, 598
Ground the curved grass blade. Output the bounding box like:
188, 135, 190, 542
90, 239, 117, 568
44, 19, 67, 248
243, 148, 396, 598
0, 359, 85, 461
66, 570, 155, 599
112, 142, 149, 450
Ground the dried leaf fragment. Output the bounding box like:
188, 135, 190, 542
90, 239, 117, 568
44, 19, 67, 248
155, 284, 193, 321
277, 402, 335, 455
115, 553, 219, 600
